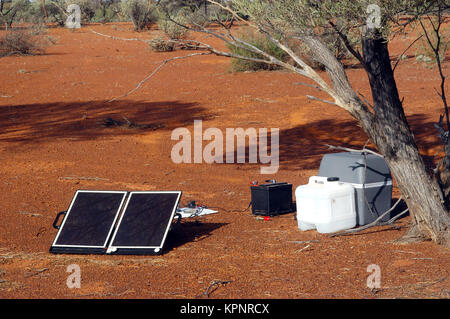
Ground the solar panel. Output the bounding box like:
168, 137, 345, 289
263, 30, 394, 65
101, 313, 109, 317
50, 190, 127, 254
106, 191, 182, 255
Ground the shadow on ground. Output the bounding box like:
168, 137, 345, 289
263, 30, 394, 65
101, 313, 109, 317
0, 99, 214, 144
164, 221, 228, 252
276, 113, 444, 171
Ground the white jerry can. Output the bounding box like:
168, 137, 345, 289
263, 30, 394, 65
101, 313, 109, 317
295, 176, 356, 234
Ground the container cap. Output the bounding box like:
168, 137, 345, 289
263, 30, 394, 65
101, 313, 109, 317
318, 152, 391, 184
327, 177, 340, 182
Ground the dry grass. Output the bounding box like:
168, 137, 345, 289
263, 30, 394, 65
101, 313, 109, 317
0, 26, 51, 57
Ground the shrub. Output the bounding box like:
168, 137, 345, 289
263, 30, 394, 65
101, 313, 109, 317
227, 32, 290, 72
0, 0, 30, 28
157, 10, 188, 40
120, 0, 156, 31
0, 26, 50, 57
69, 0, 96, 23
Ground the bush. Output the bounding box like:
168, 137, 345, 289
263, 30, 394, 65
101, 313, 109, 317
121, 0, 156, 31
92, 7, 120, 24
26, 0, 67, 26
0, 26, 50, 57
69, 0, 96, 23
0, 0, 30, 28
227, 32, 290, 72
157, 11, 188, 40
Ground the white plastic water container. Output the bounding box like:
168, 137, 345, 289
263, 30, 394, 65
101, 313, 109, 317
295, 176, 356, 233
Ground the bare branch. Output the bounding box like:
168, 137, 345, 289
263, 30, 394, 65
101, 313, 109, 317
89, 28, 146, 42
329, 21, 366, 70
392, 34, 423, 73
325, 144, 383, 158
108, 52, 212, 102
293, 82, 324, 92
329, 198, 407, 238
357, 91, 374, 109
307, 95, 338, 106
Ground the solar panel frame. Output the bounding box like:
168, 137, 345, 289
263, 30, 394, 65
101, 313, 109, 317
106, 191, 182, 255
49, 190, 128, 254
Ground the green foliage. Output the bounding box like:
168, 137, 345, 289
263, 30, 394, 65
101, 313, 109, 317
230, 0, 446, 41
227, 31, 290, 72
120, 0, 157, 31
0, 0, 31, 27
69, 0, 96, 23
156, 9, 189, 40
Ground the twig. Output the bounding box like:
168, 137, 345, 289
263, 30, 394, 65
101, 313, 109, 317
108, 52, 211, 102
357, 91, 374, 109
307, 95, 338, 106
295, 244, 311, 253
289, 240, 320, 244
293, 82, 324, 92
25, 268, 48, 278
329, 197, 407, 238
197, 280, 233, 298
59, 176, 109, 181
392, 34, 423, 73
325, 144, 383, 158
89, 28, 145, 43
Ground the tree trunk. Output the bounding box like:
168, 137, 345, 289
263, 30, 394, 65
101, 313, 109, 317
42, 0, 48, 22
361, 29, 450, 245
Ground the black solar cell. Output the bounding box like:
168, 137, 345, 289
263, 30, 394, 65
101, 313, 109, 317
50, 190, 127, 254
107, 191, 182, 255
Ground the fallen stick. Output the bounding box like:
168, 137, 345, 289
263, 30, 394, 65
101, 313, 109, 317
59, 176, 109, 181
197, 280, 233, 298
295, 244, 311, 253
329, 197, 407, 237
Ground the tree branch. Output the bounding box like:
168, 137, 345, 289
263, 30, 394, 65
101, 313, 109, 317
108, 52, 212, 102
325, 144, 383, 158
328, 21, 366, 70
307, 95, 338, 106
392, 34, 423, 73
329, 198, 407, 238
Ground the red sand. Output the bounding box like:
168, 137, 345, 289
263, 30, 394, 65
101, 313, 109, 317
0, 23, 448, 298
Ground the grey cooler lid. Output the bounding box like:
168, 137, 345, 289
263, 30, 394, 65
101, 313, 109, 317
318, 152, 391, 184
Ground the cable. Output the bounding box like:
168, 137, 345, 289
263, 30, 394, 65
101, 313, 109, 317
206, 201, 252, 213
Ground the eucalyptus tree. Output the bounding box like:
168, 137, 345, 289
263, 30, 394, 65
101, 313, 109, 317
170, 0, 450, 244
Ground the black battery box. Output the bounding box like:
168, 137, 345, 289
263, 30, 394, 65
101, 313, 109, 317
250, 181, 293, 216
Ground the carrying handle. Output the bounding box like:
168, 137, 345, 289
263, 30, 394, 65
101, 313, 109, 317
52, 211, 66, 229
308, 176, 329, 184
173, 212, 182, 226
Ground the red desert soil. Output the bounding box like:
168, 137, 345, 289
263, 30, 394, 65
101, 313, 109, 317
0, 23, 448, 299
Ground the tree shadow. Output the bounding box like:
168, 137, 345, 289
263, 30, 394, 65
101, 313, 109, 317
278, 113, 444, 171
214, 113, 445, 175
0, 99, 213, 144
164, 221, 228, 252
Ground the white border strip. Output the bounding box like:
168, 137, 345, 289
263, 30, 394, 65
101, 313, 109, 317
107, 191, 182, 253
51, 190, 128, 249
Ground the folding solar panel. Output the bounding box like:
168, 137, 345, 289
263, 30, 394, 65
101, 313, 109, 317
106, 191, 182, 255
50, 190, 127, 254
